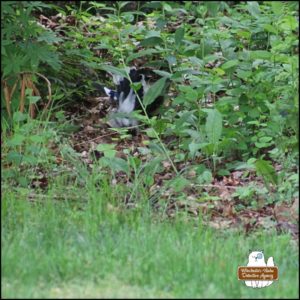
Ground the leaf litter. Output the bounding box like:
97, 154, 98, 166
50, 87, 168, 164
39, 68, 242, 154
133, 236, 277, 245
57, 93, 299, 242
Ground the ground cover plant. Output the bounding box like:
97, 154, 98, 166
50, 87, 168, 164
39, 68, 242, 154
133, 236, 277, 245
1, 1, 299, 298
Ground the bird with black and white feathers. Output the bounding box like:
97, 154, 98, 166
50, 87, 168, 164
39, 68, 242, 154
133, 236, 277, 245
97, 67, 169, 128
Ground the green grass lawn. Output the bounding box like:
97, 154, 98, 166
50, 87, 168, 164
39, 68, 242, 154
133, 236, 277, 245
2, 189, 299, 299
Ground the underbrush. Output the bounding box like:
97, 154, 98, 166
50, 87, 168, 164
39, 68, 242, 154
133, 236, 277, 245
1, 1, 299, 298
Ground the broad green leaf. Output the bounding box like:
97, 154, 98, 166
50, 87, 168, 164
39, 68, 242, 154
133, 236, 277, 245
214, 68, 225, 76
169, 176, 190, 192
118, 1, 130, 9
96, 144, 116, 151
271, 1, 284, 15
28, 95, 41, 104
247, 2, 260, 18
205, 2, 220, 17
23, 155, 38, 165
255, 159, 278, 185
131, 82, 142, 92
263, 24, 278, 34
221, 60, 239, 70
175, 27, 185, 46
143, 157, 164, 176
279, 16, 298, 31
7, 134, 25, 147
179, 86, 198, 102
143, 77, 168, 106
29, 135, 45, 143
37, 31, 63, 44
100, 157, 129, 173
148, 142, 165, 154
99, 65, 128, 78
188, 142, 201, 156
126, 49, 159, 63
250, 51, 272, 60
197, 170, 213, 184
2, 169, 15, 179
140, 36, 164, 47
7, 151, 23, 164
153, 70, 172, 78
13, 112, 27, 122
217, 169, 230, 176
17, 176, 29, 187
96, 143, 116, 158
188, 56, 204, 66
185, 89, 198, 102
259, 136, 273, 143
156, 18, 167, 29
166, 55, 177, 65
204, 109, 223, 145
144, 175, 154, 186
145, 128, 156, 138
255, 142, 271, 148
162, 3, 172, 12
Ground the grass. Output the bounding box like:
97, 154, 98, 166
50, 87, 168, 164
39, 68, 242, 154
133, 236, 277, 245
2, 186, 299, 298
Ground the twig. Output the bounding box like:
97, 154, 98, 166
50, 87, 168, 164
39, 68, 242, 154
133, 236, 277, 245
21, 71, 52, 112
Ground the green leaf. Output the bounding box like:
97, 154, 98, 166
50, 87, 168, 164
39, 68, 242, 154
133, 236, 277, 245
271, 1, 284, 15
96, 144, 116, 152
255, 159, 278, 185
205, 2, 220, 17
7, 134, 25, 147
250, 51, 272, 60
162, 3, 172, 12
255, 142, 271, 148
188, 142, 201, 156
175, 27, 185, 46
145, 128, 156, 138
166, 55, 177, 65
37, 31, 63, 44
17, 176, 29, 187
148, 142, 165, 154
29, 135, 45, 143
96, 143, 116, 158
221, 60, 239, 70
99, 65, 128, 78
247, 2, 261, 18
23, 155, 38, 165
263, 24, 278, 34
279, 15, 298, 31
140, 36, 164, 47
7, 151, 23, 164
259, 136, 273, 143
169, 176, 190, 192
131, 82, 142, 92
118, 1, 131, 9
153, 70, 172, 78
156, 18, 167, 29
13, 112, 27, 122
204, 109, 223, 145
143, 157, 164, 176
28, 95, 41, 104
143, 77, 168, 106
126, 49, 159, 63
197, 170, 213, 184
100, 157, 129, 174
179, 86, 198, 102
